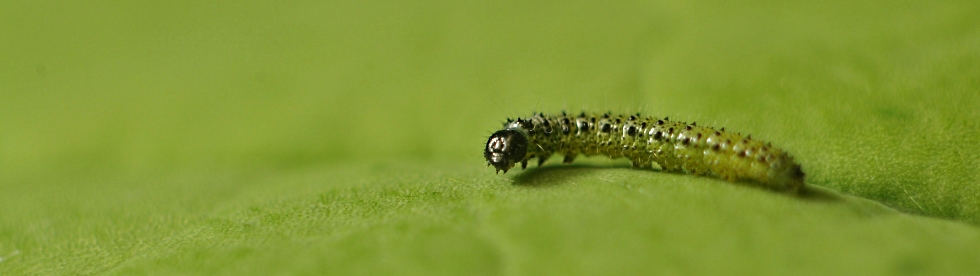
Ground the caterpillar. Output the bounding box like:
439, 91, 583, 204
484, 112, 805, 193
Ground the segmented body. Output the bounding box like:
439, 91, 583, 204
485, 112, 805, 192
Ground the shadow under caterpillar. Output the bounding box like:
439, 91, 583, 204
484, 112, 805, 193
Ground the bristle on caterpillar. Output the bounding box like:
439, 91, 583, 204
484, 112, 805, 193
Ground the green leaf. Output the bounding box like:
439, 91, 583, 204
2, 0, 979, 275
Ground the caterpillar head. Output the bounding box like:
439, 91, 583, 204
484, 129, 528, 174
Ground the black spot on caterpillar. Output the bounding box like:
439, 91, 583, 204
484, 112, 805, 193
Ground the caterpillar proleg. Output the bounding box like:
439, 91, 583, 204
484, 112, 805, 193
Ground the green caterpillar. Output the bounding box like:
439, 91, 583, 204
484, 112, 805, 193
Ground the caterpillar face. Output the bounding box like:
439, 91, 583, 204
485, 128, 528, 173
483, 112, 805, 193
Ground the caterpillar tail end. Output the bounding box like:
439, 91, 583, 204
777, 164, 806, 194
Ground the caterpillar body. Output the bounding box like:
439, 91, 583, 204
484, 112, 805, 193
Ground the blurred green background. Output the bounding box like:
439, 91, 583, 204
2, 0, 979, 274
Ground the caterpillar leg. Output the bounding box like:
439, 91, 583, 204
652, 158, 673, 172
563, 155, 577, 164
716, 171, 738, 182
629, 158, 652, 169
537, 154, 551, 167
